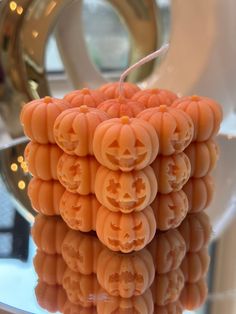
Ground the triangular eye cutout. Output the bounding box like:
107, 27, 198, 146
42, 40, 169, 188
109, 140, 119, 148
135, 139, 144, 147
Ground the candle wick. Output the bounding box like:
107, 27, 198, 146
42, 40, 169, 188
118, 43, 170, 97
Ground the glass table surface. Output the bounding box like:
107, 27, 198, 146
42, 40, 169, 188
0, 136, 236, 314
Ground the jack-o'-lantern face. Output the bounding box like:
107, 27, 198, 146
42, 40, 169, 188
62, 242, 84, 272
93, 117, 159, 172
97, 248, 155, 300
63, 271, 83, 304
171, 119, 194, 152
60, 193, 93, 232
63, 269, 98, 307
108, 271, 144, 297
58, 155, 98, 195
106, 210, 150, 253
107, 220, 146, 253
95, 166, 157, 213
57, 155, 82, 192
96, 206, 156, 253
104, 136, 148, 172
105, 174, 150, 213
55, 126, 79, 153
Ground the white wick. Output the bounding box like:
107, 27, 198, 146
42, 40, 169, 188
119, 43, 170, 97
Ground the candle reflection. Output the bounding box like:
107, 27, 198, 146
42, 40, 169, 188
31, 214, 211, 313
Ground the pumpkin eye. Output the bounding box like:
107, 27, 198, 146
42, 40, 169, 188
111, 223, 120, 231
135, 139, 144, 147
132, 178, 145, 193
109, 140, 119, 148
107, 179, 121, 193
133, 221, 142, 231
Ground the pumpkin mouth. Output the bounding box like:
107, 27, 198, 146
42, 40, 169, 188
63, 245, 83, 263
106, 153, 147, 169
108, 238, 145, 252
111, 309, 138, 314
107, 196, 146, 212
59, 175, 80, 191
58, 137, 78, 151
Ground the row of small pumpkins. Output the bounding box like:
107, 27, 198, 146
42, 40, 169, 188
175, 94, 218, 311
32, 213, 211, 313
20, 82, 222, 151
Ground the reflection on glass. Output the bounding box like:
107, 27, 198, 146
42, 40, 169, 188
10, 163, 18, 172
16, 5, 23, 15
9, 1, 17, 11
31, 213, 211, 313
18, 180, 26, 190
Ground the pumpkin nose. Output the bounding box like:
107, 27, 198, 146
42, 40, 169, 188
123, 149, 131, 155
123, 193, 131, 199
124, 233, 130, 239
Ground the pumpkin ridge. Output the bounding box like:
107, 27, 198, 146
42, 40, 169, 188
35, 179, 41, 210
25, 102, 38, 140
205, 99, 218, 138
34, 105, 48, 142
27, 103, 40, 142
199, 100, 213, 140
132, 120, 156, 164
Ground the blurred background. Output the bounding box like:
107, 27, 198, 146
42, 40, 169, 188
0, 0, 236, 313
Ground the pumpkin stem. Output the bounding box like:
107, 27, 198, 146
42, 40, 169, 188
159, 104, 168, 112
120, 116, 130, 124
81, 88, 90, 95
44, 96, 52, 104
191, 95, 200, 101
79, 105, 89, 113
118, 43, 169, 97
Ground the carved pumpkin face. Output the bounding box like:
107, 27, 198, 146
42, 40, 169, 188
54, 106, 109, 156
97, 248, 155, 298
57, 154, 99, 195
151, 153, 191, 194
151, 190, 188, 231
95, 166, 157, 213
153, 269, 185, 306
62, 268, 99, 307
60, 192, 99, 232
93, 117, 159, 172
96, 205, 156, 253
137, 105, 194, 156
148, 229, 186, 274
61, 230, 102, 275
